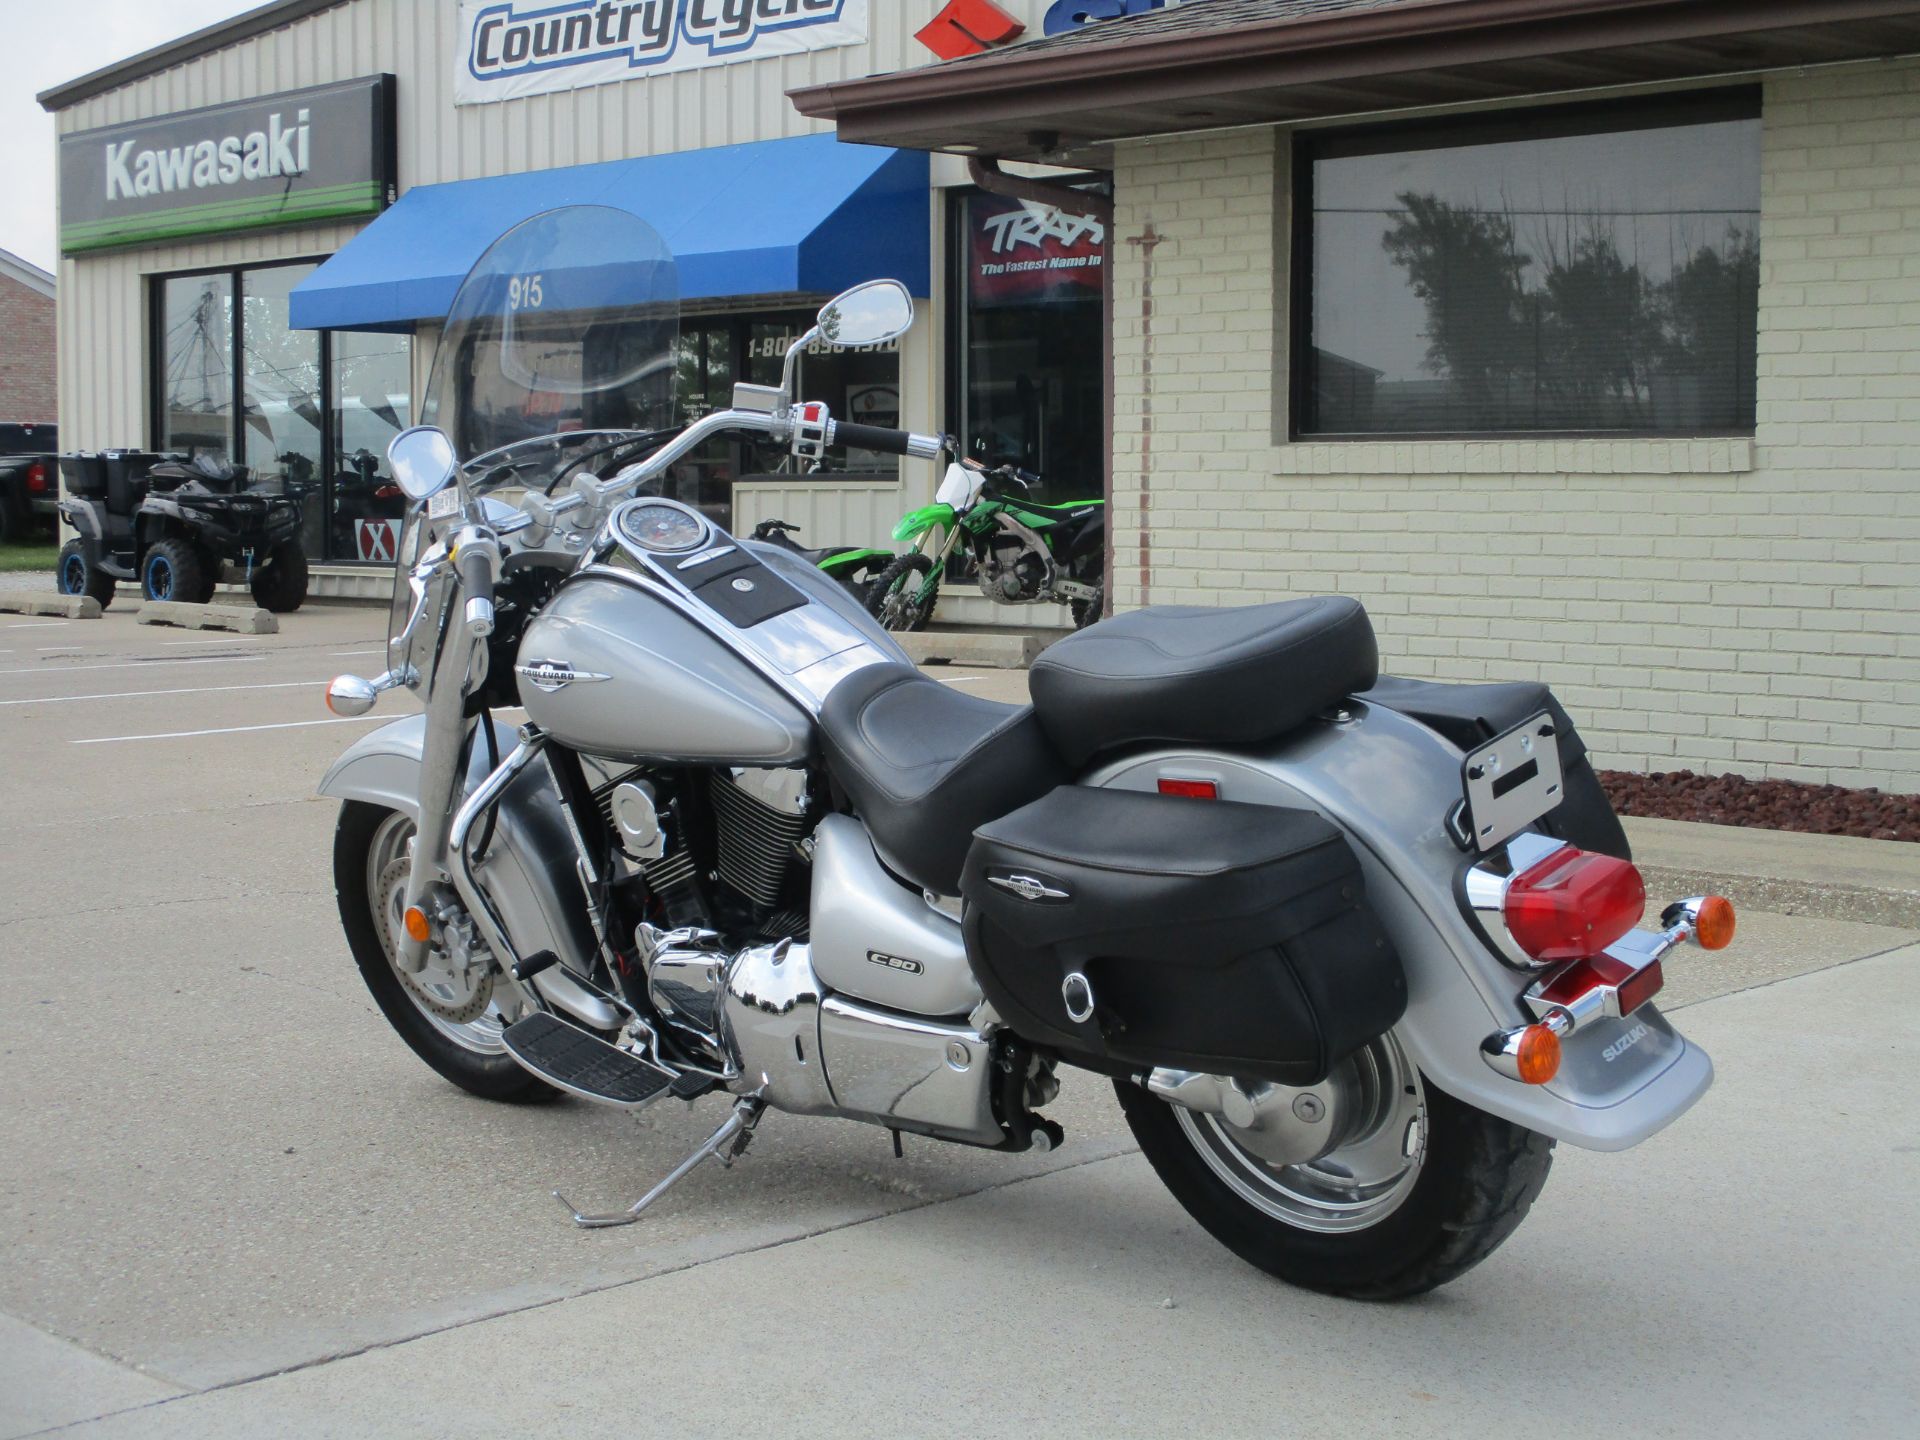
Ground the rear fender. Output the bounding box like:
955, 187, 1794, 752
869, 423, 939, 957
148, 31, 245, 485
1080, 702, 1712, 1153
892, 503, 955, 544
318, 715, 604, 994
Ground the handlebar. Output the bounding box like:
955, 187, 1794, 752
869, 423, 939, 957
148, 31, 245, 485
832, 422, 946, 460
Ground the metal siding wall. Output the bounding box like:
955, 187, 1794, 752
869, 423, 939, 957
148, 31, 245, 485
50, 1, 1063, 471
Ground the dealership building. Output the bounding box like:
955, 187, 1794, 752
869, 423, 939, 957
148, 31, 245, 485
40, 0, 1920, 790
39, 0, 1107, 623
800, 0, 1920, 791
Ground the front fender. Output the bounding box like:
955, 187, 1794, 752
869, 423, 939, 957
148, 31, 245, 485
892, 503, 955, 544
319, 715, 603, 989
1082, 703, 1712, 1153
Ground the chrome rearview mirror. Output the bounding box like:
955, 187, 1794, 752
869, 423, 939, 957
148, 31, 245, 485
816, 280, 914, 350
387, 425, 458, 504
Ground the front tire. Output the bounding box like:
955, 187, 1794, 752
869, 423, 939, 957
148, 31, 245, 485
250, 542, 308, 612
334, 801, 557, 1104
141, 537, 207, 604
867, 552, 936, 631
1117, 1048, 1553, 1299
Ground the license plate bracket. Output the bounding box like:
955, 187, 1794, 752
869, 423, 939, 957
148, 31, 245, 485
1460, 711, 1565, 852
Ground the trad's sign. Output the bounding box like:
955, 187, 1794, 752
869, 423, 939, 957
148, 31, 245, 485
969, 194, 1106, 308
57, 77, 395, 256
456, 0, 869, 105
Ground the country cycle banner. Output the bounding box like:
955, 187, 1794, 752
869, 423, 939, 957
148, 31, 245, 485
457, 0, 869, 105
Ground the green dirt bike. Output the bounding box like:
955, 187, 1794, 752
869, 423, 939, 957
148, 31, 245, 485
867, 458, 1106, 631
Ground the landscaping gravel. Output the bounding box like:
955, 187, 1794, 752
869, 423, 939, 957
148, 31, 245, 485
1602, 769, 1920, 843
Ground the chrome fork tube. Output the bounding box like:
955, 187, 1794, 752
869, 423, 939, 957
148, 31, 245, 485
394, 629, 484, 972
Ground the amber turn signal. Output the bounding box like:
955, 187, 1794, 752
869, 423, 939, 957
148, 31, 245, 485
1514, 1022, 1562, 1085
403, 906, 432, 944
1693, 895, 1736, 950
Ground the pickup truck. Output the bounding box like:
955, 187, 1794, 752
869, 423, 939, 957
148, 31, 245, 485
0, 421, 59, 544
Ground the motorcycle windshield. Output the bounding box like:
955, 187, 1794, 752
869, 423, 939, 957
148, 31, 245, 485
389, 204, 681, 637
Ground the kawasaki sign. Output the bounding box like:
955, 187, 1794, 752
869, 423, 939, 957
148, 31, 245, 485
456, 0, 867, 105
58, 77, 395, 256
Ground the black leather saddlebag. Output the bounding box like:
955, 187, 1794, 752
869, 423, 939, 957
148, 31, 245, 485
961, 787, 1406, 1086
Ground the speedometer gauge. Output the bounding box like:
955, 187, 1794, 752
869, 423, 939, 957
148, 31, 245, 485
619, 501, 709, 554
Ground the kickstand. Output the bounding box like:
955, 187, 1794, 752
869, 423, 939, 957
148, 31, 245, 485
554, 1098, 764, 1230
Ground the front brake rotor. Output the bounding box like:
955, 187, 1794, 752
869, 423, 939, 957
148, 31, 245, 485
376, 857, 494, 1024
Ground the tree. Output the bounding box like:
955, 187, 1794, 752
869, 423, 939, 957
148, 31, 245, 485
1381, 192, 1531, 418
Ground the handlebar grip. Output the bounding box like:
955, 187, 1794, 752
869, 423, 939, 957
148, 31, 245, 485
456, 543, 496, 638
833, 423, 944, 460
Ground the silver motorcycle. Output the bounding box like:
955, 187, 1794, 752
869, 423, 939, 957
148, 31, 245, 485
322, 206, 1732, 1298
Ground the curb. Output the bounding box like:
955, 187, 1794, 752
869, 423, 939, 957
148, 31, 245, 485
0, 593, 103, 619
135, 600, 278, 634
896, 630, 1048, 669
1637, 863, 1920, 931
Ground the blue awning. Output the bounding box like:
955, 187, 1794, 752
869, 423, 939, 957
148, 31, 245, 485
289, 135, 929, 332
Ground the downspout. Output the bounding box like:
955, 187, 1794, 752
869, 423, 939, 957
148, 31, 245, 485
966, 157, 1114, 225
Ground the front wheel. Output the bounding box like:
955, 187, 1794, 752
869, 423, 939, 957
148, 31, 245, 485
334, 801, 557, 1103
250, 542, 308, 612
1116, 1036, 1553, 1299
867, 552, 937, 631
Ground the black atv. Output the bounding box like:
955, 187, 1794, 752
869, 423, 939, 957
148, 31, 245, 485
57, 451, 309, 612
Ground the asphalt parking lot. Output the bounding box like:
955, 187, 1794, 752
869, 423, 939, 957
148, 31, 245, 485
2, 602, 1916, 1438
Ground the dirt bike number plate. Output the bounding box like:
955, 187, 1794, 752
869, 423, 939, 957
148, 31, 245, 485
1460, 711, 1565, 852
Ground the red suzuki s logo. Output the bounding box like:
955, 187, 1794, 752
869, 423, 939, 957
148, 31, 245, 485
916, 0, 1025, 60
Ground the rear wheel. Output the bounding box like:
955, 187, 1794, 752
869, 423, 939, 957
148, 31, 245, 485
1116, 1034, 1554, 1299
334, 802, 557, 1103
141, 537, 206, 604
868, 553, 936, 631
56, 540, 115, 609
250, 542, 309, 612
1071, 580, 1104, 630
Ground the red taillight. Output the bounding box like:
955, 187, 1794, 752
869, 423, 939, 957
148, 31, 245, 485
25, 461, 49, 494
1504, 847, 1646, 962
1158, 778, 1218, 800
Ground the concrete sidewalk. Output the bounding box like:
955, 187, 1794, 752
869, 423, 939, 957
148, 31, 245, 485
7, 945, 1915, 1440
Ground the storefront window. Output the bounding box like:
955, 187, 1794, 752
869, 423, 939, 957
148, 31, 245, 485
1299, 93, 1762, 437
331, 330, 412, 564
663, 309, 902, 528
952, 190, 1107, 504
157, 273, 234, 456
240, 264, 324, 556
151, 260, 409, 563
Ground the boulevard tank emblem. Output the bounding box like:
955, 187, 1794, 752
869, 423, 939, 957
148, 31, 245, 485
515, 659, 612, 694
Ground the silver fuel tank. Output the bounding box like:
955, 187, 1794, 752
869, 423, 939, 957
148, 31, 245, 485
515, 502, 907, 765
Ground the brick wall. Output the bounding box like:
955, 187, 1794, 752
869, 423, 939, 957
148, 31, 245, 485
1109, 62, 1920, 791
0, 272, 57, 421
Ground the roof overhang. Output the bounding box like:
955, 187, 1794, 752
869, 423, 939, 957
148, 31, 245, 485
791, 0, 1920, 164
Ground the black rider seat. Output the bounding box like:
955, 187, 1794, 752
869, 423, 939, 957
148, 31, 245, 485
818, 598, 1378, 894
1028, 597, 1380, 767
818, 665, 1065, 896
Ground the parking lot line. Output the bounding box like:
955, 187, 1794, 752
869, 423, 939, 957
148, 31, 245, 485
0, 680, 326, 708
72, 716, 387, 745
0, 655, 254, 678
5, 622, 70, 630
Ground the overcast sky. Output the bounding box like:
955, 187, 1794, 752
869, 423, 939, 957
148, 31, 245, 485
0, 0, 262, 273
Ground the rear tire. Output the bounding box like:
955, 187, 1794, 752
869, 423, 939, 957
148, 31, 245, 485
56, 539, 115, 609
867, 553, 936, 631
334, 801, 558, 1104
1116, 1064, 1553, 1299
250, 542, 309, 612
1071, 580, 1104, 630
141, 537, 206, 604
